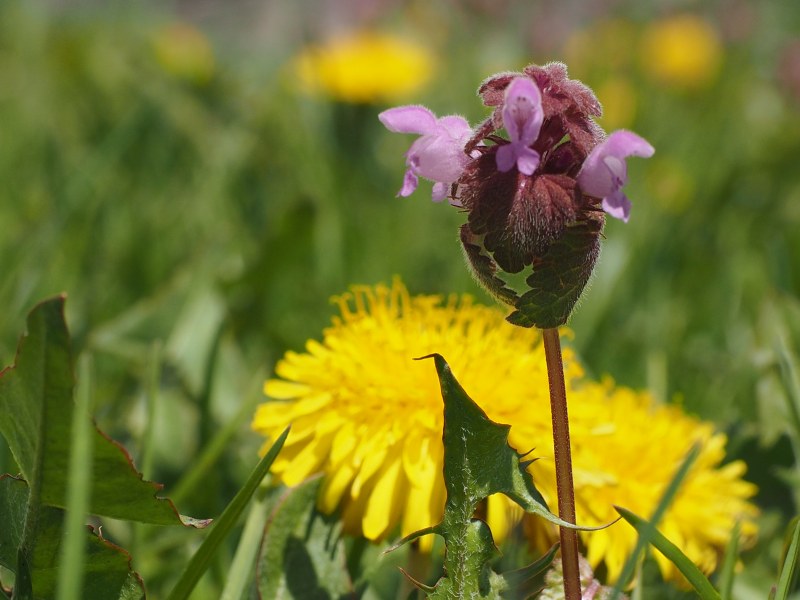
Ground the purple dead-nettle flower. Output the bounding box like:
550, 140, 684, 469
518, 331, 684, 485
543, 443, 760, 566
496, 77, 543, 175
577, 130, 655, 222
378, 105, 472, 202
379, 62, 655, 328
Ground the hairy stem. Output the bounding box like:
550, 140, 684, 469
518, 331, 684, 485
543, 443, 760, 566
542, 327, 581, 599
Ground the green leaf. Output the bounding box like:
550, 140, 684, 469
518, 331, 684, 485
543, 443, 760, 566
611, 443, 699, 597
615, 507, 721, 600
506, 216, 602, 329
400, 354, 598, 599
0, 475, 145, 600
0, 296, 207, 527
775, 518, 800, 600
257, 475, 353, 600
499, 543, 559, 599
166, 427, 290, 600
459, 224, 520, 307
718, 521, 740, 600
431, 353, 594, 529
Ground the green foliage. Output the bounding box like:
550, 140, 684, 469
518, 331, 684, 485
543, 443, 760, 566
0, 1, 798, 597
0, 297, 204, 526
257, 476, 352, 599
774, 518, 800, 600
166, 427, 289, 600
391, 354, 597, 598
506, 216, 603, 329
0, 475, 144, 600
0, 298, 209, 598
616, 508, 720, 600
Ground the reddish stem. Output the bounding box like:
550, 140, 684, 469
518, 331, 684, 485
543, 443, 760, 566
542, 327, 581, 599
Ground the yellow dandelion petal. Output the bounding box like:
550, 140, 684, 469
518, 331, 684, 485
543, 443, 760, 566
487, 494, 524, 544
320, 461, 357, 514
252, 279, 758, 584
362, 448, 405, 540
263, 379, 310, 399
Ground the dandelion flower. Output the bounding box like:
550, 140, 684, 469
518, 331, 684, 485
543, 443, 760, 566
642, 15, 723, 90
292, 32, 434, 104
518, 379, 759, 583
151, 22, 215, 85
252, 280, 757, 582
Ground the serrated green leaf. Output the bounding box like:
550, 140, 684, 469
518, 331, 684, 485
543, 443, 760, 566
257, 475, 353, 599
615, 507, 720, 600
402, 354, 596, 599
432, 354, 594, 530
0, 475, 145, 600
0, 296, 207, 527
506, 216, 602, 329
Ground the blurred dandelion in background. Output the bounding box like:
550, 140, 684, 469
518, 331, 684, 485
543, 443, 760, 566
642, 14, 723, 90
291, 31, 435, 103
151, 22, 215, 85
252, 279, 758, 582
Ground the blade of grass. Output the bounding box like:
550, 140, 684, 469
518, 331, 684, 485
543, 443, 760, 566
610, 444, 700, 598
56, 354, 94, 600
165, 426, 289, 600
775, 518, 800, 600
219, 486, 274, 600
718, 521, 741, 600
616, 507, 720, 600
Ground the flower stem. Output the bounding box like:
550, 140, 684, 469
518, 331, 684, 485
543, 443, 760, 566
542, 327, 581, 600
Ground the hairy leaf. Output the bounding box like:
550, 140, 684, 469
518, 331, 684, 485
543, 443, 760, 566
398, 354, 596, 599
506, 215, 602, 329
460, 224, 520, 307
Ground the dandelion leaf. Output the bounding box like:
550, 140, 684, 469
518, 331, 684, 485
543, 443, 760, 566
506, 215, 602, 329
0, 474, 146, 599
257, 475, 353, 599
0, 296, 208, 527
400, 354, 584, 598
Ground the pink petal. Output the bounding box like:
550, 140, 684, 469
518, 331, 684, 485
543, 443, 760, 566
437, 115, 472, 139
379, 105, 438, 134
502, 77, 543, 145
398, 169, 418, 197
602, 130, 655, 160
515, 146, 541, 176
431, 181, 449, 201
602, 190, 632, 222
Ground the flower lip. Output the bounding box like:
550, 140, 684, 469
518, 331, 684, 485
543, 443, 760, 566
495, 77, 543, 176
379, 105, 472, 201
577, 130, 654, 222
